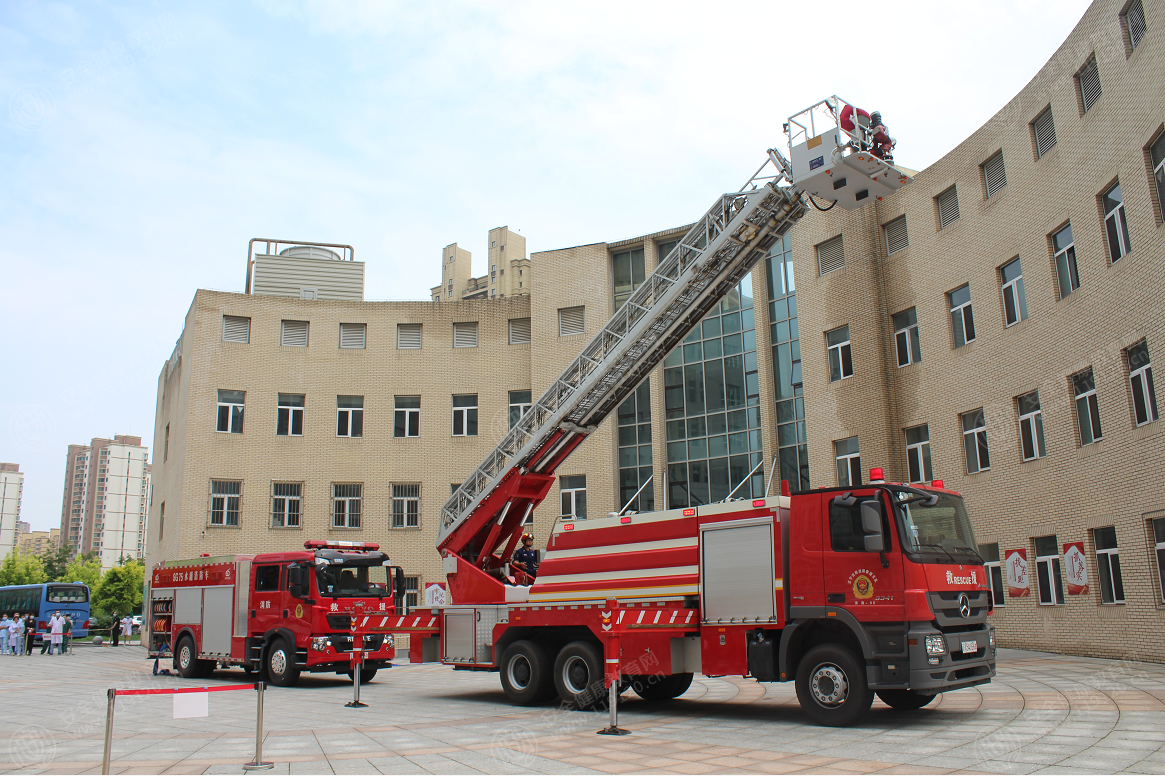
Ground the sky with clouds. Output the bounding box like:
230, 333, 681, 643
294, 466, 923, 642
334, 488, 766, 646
1, 0, 1092, 532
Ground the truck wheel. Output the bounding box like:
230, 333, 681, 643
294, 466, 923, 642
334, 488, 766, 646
500, 640, 555, 705
876, 689, 935, 710
795, 644, 873, 727
266, 638, 300, 687
553, 641, 606, 709
347, 667, 378, 683
629, 673, 693, 701
175, 636, 200, 679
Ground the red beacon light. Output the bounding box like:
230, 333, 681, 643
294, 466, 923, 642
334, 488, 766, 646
303, 540, 380, 551
931, 480, 944, 489
869, 467, 885, 483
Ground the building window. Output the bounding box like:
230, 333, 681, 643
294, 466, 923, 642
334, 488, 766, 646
884, 215, 909, 255
402, 576, 420, 609
948, 285, 976, 348
613, 247, 645, 309
905, 425, 932, 483
1052, 224, 1080, 299
163, 424, 170, 462
1000, 257, 1028, 326
834, 436, 861, 487
1154, 517, 1165, 603
827, 326, 852, 381
509, 317, 531, 344
391, 484, 420, 528
961, 408, 990, 473
617, 381, 653, 513
336, 396, 364, 438
560, 475, 587, 519
281, 320, 309, 347
452, 394, 478, 436
394, 396, 420, 437
1127, 341, 1158, 425
1034, 535, 1065, 605
222, 315, 251, 344
1017, 391, 1047, 461
1102, 182, 1132, 263
893, 308, 921, 366
558, 306, 585, 336
1076, 55, 1102, 113
936, 186, 960, 228
339, 322, 366, 349
1124, 0, 1146, 50
210, 480, 241, 526
657, 239, 679, 263
397, 323, 422, 349
1151, 132, 1165, 223
1073, 369, 1102, 445
271, 483, 301, 528
980, 543, 1005, 607
277, 394, 305, 436
1032, 107, 1057, 158
332, 484, 361, 528
452, 321, 478, 348
216, 390, 245, 434
982, 152, 1007, 198
767, 235, 810, 492
508, 390, 532, 429
1093, 526, 1125, 604
816, 235, 845, 275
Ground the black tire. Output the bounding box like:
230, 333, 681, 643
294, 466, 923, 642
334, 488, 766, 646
552, 641, 607, 709
500, 640, 556, 705
174, 636, 200, 679
347, 666, 378, 683
794, 644, 873, 727
266, 638, 300, 687
629, 673, 693, 701
876, 689, 935, 710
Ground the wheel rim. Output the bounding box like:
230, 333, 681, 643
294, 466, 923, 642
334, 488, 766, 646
809, 662, 849, 708
508, 654, 533, 690
563, 655, 591, 695
178, 644, 191, 669
270, 648, 286, 676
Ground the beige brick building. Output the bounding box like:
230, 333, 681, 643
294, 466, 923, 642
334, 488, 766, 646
18, 528, 60, 557
148, 0, 1164, 660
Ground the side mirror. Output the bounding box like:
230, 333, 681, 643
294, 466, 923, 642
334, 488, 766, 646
393, 566, 408, 615
861, 501, 885, 553
288, 565, 305, 598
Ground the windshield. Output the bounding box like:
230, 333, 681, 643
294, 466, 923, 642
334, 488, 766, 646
892, 490, 981, 562
315, 563, 389, 598
47, 585, 89, 603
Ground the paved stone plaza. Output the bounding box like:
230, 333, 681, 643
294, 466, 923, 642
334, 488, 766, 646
2, 646, 1164, 775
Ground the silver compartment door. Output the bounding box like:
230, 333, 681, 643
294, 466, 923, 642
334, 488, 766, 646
443, 611, 475, 663
174, 587, 203, 625
201, 587, 234, 655
701, 519, 775, 623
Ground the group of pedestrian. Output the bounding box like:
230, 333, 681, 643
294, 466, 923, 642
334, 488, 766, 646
109, 612, 134, 647
0, 611, 73, 655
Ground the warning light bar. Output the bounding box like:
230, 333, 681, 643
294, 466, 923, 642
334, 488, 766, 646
620, 516, 632, 524
931, 480, 944, 489
562, 523, 575, 530
752, 499, 766, 507
304, 540, 381, 551
682, 508, 696, 517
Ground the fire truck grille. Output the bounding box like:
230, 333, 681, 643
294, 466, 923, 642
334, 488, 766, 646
330, 634, 384, 653
326, 614, 354, 630
928, 591, 990, 628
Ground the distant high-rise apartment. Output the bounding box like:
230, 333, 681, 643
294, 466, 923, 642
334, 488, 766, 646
59, 437, 150, 568
431, 226, 531, 301
0, 463, 23, 560
18, 528, 59, 557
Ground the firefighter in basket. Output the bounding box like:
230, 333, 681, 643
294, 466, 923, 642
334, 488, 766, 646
511, 533, 539, 580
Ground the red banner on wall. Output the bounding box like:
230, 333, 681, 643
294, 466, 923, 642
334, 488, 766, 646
1063, 541, 1089, 595
1005, 548, 1030, 597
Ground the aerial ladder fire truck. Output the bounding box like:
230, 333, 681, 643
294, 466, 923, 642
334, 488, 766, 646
390, 97, 996, 727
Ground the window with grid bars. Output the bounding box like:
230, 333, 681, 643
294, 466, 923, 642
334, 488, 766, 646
453, 321, 478, 348
392, 484, 419, 528
509, 317, 531, 344
1124, 0, 1146, 51
982, 152, 1007, 197
1077, 56, 1102, 113
339, 323, 366, 349
281, 320, 309, 347
210, 480, 241, 526
222, 316, 251, 343
271, 483, 301, 528
884, 216, 908, 254
816, 235, 845, 275
558, 306, 585, 336
1032, 108, 1057, 158
332, 484, 361, 528
936, 186, 960, 228
397, 323, 421, 349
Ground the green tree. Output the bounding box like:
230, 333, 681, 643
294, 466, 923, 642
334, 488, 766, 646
61, 552, 104, 590
93, 560, 145, 616
42, 544, 75, 581
0, 548, 48, 586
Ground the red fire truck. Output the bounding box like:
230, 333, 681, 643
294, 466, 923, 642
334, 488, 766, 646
397, 96, 995, 726
146, 540, 408, 686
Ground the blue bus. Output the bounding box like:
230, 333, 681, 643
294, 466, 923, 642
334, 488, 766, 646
0, 583, 91, 642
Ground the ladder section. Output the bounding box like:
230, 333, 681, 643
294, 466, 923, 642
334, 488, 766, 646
437, 150, 808, 554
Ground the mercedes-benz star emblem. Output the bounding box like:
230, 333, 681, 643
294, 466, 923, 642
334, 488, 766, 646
958, 593, 971, 619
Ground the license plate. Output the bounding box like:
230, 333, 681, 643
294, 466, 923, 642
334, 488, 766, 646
961, 640, 978, 653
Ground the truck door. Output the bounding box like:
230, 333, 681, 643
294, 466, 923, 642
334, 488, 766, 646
821, 491, 904, 621
251, 564, 282, 635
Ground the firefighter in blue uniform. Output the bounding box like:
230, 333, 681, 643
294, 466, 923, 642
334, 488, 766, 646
512, 533, 539, 579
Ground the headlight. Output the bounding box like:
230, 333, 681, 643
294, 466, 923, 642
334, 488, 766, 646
311, 637, 329, 652
384, 635, 394, 650
925, 635, 946, 655
989, 629, 995, 648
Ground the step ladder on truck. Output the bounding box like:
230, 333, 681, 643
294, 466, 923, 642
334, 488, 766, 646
400, 96, 997, 727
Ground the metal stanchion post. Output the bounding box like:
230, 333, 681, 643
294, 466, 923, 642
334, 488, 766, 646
101, 689, 116, 774
597, 681, 630, 735
242, 682, 274, 770
345, 604, 367, 708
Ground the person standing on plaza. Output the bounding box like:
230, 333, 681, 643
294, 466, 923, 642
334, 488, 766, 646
121, 614, 133, 646
62, 614, 73, 655
0, 614, 11, 655
9, 613, 24, 656
110, 611, 120, 647
47, 611, 65, 655
24, 613, 36, 655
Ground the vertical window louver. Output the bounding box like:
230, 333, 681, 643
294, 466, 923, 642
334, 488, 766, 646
983, 153, 1007, 198
222, 316, 251, 343
1078, 56, 1101, 112
1033, 108, 1057, 158
508, 317, 531, 344
937, 186, 960, 228
884, 216, 909, 255
453, 321, 479, 348
816, 235, 845, 275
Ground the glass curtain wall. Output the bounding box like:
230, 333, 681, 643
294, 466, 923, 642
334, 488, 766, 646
766, 234, 810, 490
616, 381, 654, 512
